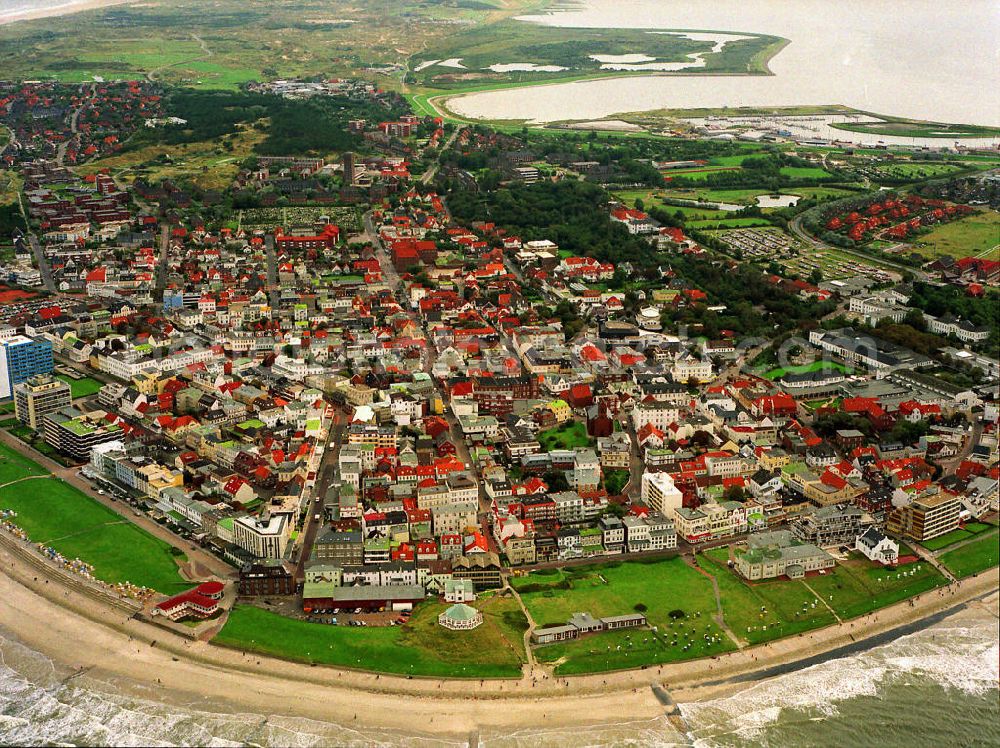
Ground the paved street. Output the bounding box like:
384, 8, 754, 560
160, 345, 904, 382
293, 412, 345, 583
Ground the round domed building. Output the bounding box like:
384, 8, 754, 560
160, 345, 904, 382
437, 603, 483, 631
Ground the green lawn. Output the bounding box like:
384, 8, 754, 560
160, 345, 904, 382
779, 166, 832, 179
0, 442, 50, 484
0, 476, 187, 592
708, 155, 755, 167
803, 555, 947, 620
763, 361, 853, 380
180, 61, 260, 89
920, 523, 993, 552
668, 167, 741, 182
788, 186, 861, 201
698, 548, 946, 643
910, 211, 1000, 262
56, 375, 103, 399
938, 532, 1000, 579
537, 420, 592, 451
214, 595, 527, 678
697, 549, 836, 645
661, 204, 731, 221
515, 557, 734, 674
687, 217, 773, 229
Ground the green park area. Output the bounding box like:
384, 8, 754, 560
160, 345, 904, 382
0, 444, 187, 592
512, 557, 735, 674
920, 522, 995, 552
0, 442, 49, 484
687, 217, 773, 229
910, 210, 1000, 262
779, 166, 832, 179
938, 532, 1000, 579
762, 361, 853, 380
508, 549, 955, 675
802, 555, 946, 619
56, 374, 103, 399
696, 549, 837, 645
537, 420, 593, 451
215, 594, 527, 678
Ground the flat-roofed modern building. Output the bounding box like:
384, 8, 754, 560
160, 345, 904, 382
233, 512, 291, 559
0, 335, 54, 399
14, 374, 72, 429
887, 491, 960, 542
42, 407, 123, 461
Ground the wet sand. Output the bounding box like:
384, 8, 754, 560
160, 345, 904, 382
1, 540, 996, 738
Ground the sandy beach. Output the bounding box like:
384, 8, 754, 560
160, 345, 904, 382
1, 539, 997, 740
0, 0, 135, 26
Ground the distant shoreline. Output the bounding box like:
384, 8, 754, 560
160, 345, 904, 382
0, 0, 134, 26
0, 537, 996, 738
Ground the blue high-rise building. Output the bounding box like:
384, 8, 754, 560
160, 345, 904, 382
0, 335, 55, 400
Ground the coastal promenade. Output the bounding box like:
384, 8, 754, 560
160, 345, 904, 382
1, 537, 996, 739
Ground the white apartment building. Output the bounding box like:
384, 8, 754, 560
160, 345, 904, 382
233, 513, 291, 559
641, 471, 684, 517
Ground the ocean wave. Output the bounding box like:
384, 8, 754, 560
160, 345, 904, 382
0, 631, 441, 747
679, 618, 1000, 745
479, 715, 686, 748
1, 613, 996, 747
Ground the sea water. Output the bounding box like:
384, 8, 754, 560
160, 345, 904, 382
2, 606, 997, 747
451, 0, 1000, 136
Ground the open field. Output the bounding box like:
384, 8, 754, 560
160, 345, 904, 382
663, 185, 860, 206
921, 522, 996, 552
215, 594, 527, 678
779, 166, 832, 179
0, 471, 187, 592
536, 420, 592, 451
56, 374, 103, 399
0, 168, 22, 206
666, 166, 741, 182
515, 558, 733, 674
909, 210, 1000, 262
0, 1, 516, 86
663, 204, 731, 221
803, 555, 947, 620
0, 442, 49, 484
79, 123, 267, 190
938, 532, 1000, 579
0, 0, 783, 98
697, 549, 836, 645
763, 360, 852, 380
687, 217, 773, 229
